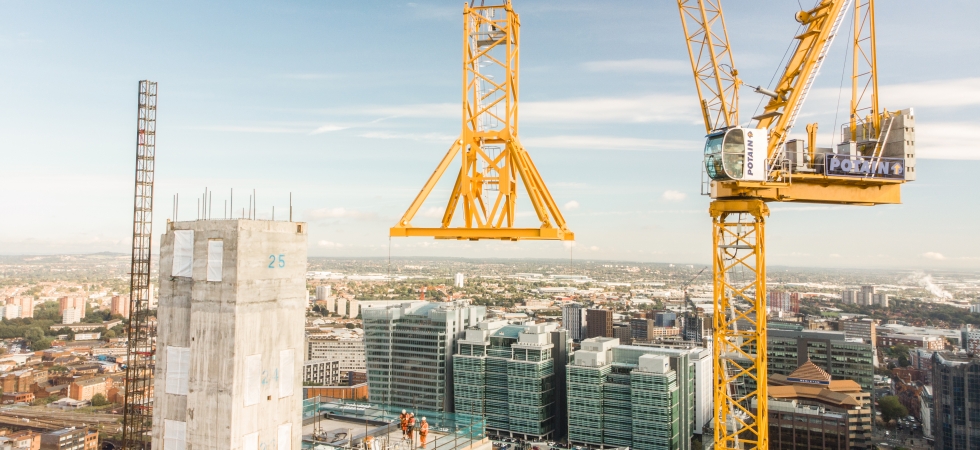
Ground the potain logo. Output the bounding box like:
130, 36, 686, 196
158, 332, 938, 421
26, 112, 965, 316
745, 130, 754, 177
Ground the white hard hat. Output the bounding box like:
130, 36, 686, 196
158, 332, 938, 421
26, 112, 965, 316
402, 409, 406, 413
422, 417, 427, 421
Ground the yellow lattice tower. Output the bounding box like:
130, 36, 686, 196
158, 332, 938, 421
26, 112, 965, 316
390, 0, 573, 241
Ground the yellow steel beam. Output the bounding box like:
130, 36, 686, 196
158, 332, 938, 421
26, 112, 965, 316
850, 0, 881, 142
677, 0, 740, 132
390, 226, 572, 241
710, 199, 767, 450
712, 175, 902, 205
755, 0, 850, 156
389, 0, 572, 241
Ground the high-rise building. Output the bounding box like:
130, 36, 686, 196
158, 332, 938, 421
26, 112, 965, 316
58, 296, 86, 318
758, 330, 874, 391
841, 286, 880, 306
839, 318, 877, 345
315, 285, 331, 301
962, 325, 980, 354
562, 303, 587, 341
5, 297, 33, 319
567, 338, 704, 450
630, 318, 654, 342
681, 313, 711, 347
62, 308, 82, 325
1, 305, 21, 320
152, 220, 307, 449
454, 321, 570, 440
110, 295, 129, 318
654, 311, 676, 327
455, 272, 465, 288
363, 301, 486, 412
932, 352, 980, 450
586, 309, 613, 339
767, 291, 800, 314
613, 324, 633, 345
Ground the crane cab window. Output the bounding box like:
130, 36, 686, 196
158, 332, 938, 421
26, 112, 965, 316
704, 128, 746, 181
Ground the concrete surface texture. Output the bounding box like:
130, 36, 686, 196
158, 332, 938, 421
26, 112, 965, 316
152, 219, 308, 449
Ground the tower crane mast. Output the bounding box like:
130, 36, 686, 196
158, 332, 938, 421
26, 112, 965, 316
675, 1, 914, 448
121, 80, 158, 450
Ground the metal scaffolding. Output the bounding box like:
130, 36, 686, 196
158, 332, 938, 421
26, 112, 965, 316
122, 80, 158, 449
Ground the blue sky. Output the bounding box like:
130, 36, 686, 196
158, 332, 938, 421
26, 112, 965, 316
1, 1, 978, 269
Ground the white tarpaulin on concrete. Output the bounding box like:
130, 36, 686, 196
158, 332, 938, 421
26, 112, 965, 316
245, 354, 261, 406
172, 230, 194, 278
165, 346, 190, 395
164, 419, 186, 450
279, 349, 294, 399
243, 432, 258, 450
277, 423, 291, 450
207, 240, 223, 282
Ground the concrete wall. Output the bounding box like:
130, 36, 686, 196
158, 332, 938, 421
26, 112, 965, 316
152, 220, 307, 449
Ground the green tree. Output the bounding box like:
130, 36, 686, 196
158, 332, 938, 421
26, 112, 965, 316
879, 395, 908, 424
91, 393, 110, 407
31, 338, 53, 351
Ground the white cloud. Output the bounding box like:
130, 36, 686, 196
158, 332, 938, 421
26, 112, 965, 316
914, 122, 980, 160
521, 135, 700, 151
521, 95, 699, 124
310, 124, 349, 134
189, 125, 302, 133
318, 240, 344, 248
662, 190, 687, 202
582, 58, 689, 74
564, 200, 580, 210
880, 77, 980, 109
346, 93, 700, 124
359, 131, 457, 143
421, 207, 444, 218
307, 208, 377, 220
922, 252, 946, 260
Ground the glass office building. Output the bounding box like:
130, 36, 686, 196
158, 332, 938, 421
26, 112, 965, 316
453, 321, 571, 441
363, 301, 486, 412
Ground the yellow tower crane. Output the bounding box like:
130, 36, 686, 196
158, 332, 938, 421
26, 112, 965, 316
390, 0, 573, 242
676, 0, 914, 448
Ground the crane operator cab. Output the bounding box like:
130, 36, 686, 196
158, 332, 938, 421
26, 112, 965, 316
703, 127, 768, 182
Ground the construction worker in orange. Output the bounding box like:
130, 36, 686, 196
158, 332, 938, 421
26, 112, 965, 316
400, 410, 409, 439
419, 417, 429, 448
407, 413, 417, 443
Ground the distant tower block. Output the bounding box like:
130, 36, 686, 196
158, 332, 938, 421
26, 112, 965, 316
454, 272, 465, 288
152, 220, 307, 450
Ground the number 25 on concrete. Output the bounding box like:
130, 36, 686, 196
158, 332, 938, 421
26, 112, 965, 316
268, 254, 285, 268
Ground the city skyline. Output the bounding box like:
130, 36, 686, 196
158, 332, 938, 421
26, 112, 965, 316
1, 1, 978, 269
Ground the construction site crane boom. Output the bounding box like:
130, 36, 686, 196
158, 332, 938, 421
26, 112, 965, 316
682, 267, 707, 314
389, 0, 573, 242
675, 1, 914, 448
121, 80, 158, 450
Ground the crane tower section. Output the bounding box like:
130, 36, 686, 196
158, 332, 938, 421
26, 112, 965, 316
122, 80, 158, 449
390, 0, 573, 241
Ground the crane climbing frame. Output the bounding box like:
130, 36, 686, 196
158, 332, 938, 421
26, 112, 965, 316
389, 0, 573, 241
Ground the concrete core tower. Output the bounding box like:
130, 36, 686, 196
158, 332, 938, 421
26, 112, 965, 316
152, 220, 307, 449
